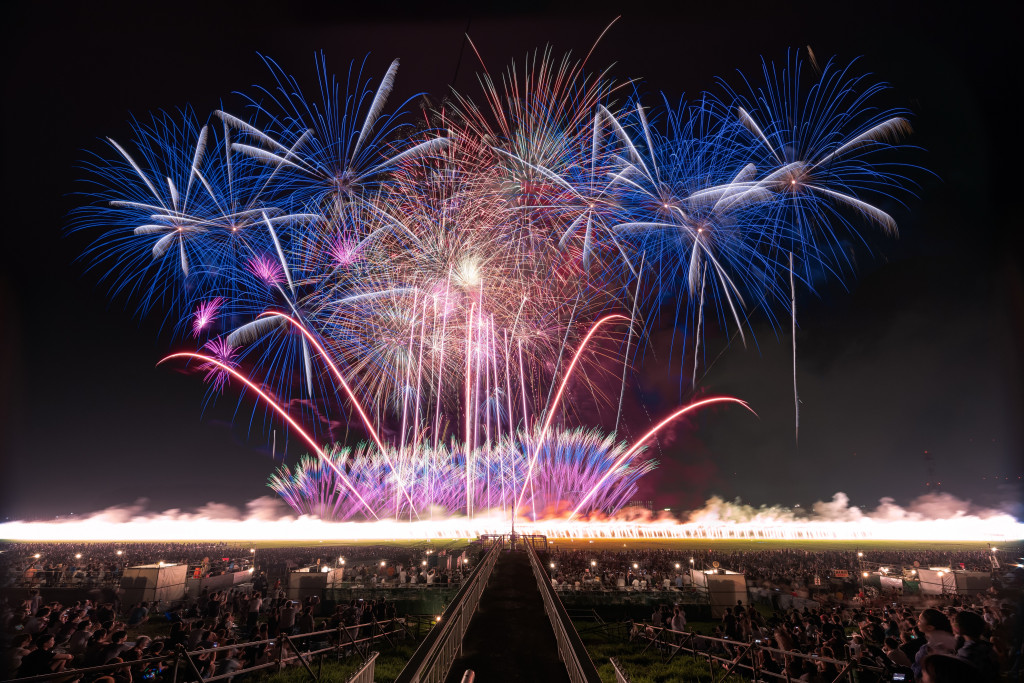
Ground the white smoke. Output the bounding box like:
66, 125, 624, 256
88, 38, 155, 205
1, 491, 1020, 542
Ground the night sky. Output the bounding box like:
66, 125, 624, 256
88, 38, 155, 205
2, 2, 1020, 521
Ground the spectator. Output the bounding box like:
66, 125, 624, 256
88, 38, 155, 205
953, 610, 998, 681
19, 633, 73, 677
920, 653, 979, 683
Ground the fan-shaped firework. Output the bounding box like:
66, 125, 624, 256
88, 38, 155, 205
74, 45, 915, 521
268, 428, 655, 522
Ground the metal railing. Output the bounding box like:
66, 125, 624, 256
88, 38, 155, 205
7, 619, 407, 683
524, 542, 602, 683
609, 656, 631, 683
345, 651, 378, 683
394, 539, 501, 683
629, 623, 889, 683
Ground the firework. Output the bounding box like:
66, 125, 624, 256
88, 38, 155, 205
268, 428, 656, 522
74, 46, 915, 522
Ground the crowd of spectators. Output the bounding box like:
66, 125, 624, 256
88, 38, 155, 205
2, 542, 1018, 681
632, 599, 1014, 682
1, 589, 407, 681
0, 543, 260, 591
543, 546, 1003, 598
0, 541, 483, 681
0, 542, 471, 592
532, 546, 1016, 682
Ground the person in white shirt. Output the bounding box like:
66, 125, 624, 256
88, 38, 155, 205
671, 607, 687, 640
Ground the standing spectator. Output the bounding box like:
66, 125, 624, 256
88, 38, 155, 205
297, 606, 315, 635
280, 601, 297, 635
671, 606, 687, 634
246, 592, 262, 631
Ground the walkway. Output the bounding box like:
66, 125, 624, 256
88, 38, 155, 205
445, 549, 570, 683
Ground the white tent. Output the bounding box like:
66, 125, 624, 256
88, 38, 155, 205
916, 567, 955, 595
691, 568, 747, 617
121, 563, 188, 606
287, 566, 345, 601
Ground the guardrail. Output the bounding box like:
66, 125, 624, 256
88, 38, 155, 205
345, 651, 378, 683
609, 656, 631, 683
8, 619, 407, 683
524, 542, 602, 683
629, 623, 890, 683
395, 539, 502, 683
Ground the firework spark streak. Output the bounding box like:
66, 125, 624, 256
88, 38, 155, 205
159, 352, 378, 520
62, 44, 931, 531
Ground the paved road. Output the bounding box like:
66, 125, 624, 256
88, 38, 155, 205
445, 549, 570, 683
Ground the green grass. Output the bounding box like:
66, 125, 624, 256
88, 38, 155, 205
575, 622, 745, 683
251, 642, 420, 683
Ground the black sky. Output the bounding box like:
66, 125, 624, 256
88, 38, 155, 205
2, 1, 1021, 521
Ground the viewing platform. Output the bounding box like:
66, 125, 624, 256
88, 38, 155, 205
445, 548, 570, 683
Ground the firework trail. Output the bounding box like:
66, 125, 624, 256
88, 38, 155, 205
74, 45, 915, 521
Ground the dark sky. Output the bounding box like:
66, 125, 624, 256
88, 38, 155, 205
2, 2, 1020, 521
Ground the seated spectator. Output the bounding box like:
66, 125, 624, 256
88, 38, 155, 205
912, 609, 958, 681
953, 610, 998, 681
19, 633, 74, 677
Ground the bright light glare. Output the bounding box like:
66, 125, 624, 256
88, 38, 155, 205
1, 510, 1021, 543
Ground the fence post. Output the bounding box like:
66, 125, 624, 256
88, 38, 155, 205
177, 645, 205, 683
282, 634, 319, 682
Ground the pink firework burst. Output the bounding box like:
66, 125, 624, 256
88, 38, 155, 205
199, 337, 238, 393
191, 298, 223, 337
247, 255, 284, 285
329, 238, 360, 267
